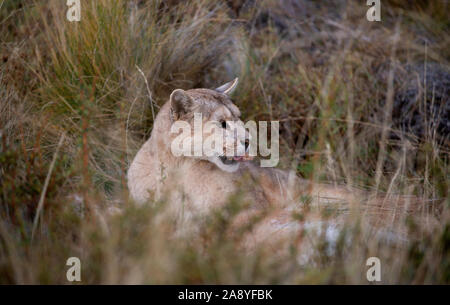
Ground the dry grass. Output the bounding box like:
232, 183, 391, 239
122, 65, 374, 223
0, 0, 448, 284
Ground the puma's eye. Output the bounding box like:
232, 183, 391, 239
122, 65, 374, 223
221, 120, 227, 128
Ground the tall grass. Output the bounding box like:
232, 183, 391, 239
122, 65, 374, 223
0, 0, 448, 284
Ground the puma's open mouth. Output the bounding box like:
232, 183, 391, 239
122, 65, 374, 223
219, 155, 253, 165
220, 156, 237, 165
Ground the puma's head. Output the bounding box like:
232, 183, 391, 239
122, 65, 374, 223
169, 78, 252, 173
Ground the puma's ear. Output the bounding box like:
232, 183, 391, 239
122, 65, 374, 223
215, 78, 239, 95
170, 89, 193, 118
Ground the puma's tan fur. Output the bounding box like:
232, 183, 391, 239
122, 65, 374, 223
127, 79, 424, 250
128, 79, 301, 211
